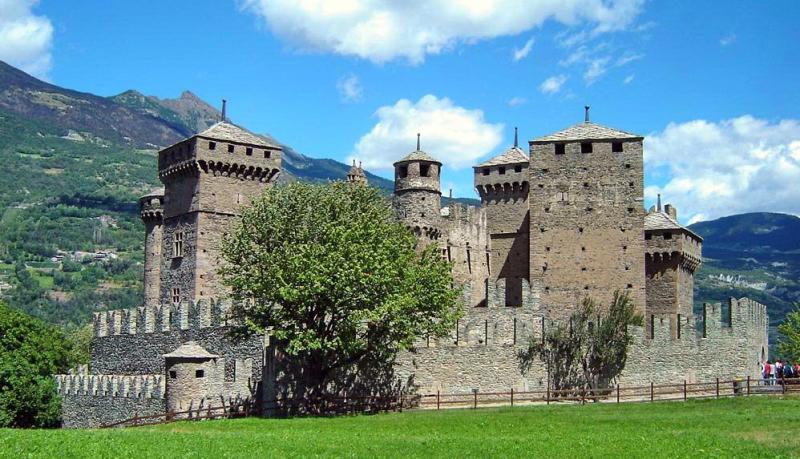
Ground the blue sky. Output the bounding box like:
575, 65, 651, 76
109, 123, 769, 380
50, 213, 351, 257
2, 0, 799, 224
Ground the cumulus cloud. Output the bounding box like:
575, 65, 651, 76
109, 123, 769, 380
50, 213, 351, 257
337, 73, 363, 102
0, 0, 53, 78
350, 95, 503, 170
539, 74, 568, 94
240, 0, 644, 64
512, 37, 534, 61
645, 116, 800, 223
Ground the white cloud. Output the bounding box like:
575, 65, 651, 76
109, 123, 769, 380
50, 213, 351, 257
0, 0, 53, 78
350, 95, 503, 170
623, 74, 635, 84
583, 57, 609, 83
539, 74, 568, 94
645, 116, 800, 223
240, 0, 644, 64
616, 52, 643, 66
720, 33, 736, 46
508, 96, 527, 107
512, 37, 534, 61
337, 73, 363, 102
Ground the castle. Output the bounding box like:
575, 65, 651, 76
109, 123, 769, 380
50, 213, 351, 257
56, 110, 769, 427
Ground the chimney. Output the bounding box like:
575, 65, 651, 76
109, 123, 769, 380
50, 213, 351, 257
584, 105, 590, 123
221, 99, 227, 122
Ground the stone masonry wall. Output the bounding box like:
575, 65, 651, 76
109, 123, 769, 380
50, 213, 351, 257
90, 300, 263, 381
529, 139, 645, 319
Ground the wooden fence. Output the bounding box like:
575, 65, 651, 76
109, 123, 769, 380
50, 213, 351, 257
101, 376, 800, 428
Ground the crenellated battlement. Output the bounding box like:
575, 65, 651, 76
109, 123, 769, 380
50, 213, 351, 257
55, 373, 165, 399
92, 299, 238, 338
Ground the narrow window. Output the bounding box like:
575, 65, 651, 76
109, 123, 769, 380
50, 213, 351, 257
208, 141, 216, 150
645, 233, 652, 240
486, 253, 490, 275
514, 165, 522, 173
447, 246, 452, 262
246, 147, 253, 156
677, 314, 682, 339
466, 248, 472, 274
420, 164, 431, 177
227, 144, 235, 153
581, 142, 593, 153
650, 315, 655, 339
398, 165, 408, 178
612, 142, 623, 152
482, 168, 490, 176
498, 166, 506, 175
663, 232, 673, 240
173, 232, 184, 258
555, 143, 565, 155
195, 369, 204, 378
169, 370, 177, 379
172, 288, 180, 304
264, 150, 271, 158
625, 163, 631, 169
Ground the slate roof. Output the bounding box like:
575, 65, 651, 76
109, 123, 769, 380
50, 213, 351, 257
394, 150, 441, 164
196, 121, 279, 147
475, 146, 529, 168
163, 341, 219, 359
645, 211, 702, 240
532, 121, 642, 143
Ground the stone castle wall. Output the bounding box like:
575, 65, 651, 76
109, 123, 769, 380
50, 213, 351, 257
529, 139, 646, 319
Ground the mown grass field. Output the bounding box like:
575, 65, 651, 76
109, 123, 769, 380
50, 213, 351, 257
2, 397, 799, 458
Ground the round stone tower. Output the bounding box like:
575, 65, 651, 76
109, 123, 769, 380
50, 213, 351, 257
139, 188, 164, 306
393, 134, 442, 243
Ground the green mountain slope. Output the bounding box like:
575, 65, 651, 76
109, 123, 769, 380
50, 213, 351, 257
689, 213, 800, 342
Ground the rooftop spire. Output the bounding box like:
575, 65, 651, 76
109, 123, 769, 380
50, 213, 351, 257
657, 193, 662, 212
514, 126, 518, 148
584, 105, 590, 123
416, 133, 421, 151
221, 99, 227, 122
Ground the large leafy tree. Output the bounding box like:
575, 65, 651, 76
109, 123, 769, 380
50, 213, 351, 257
0, 302, 75, 427
777, 304, 800, 362
220, 182, 460, 409
520, 291, 643, 394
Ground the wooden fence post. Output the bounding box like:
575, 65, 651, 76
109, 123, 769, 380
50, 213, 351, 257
683, 380, 687, 401
472, 389, 477, 409
436, 390, 440, 410
616, 385, 620, 403
650, 382, 654, 402
510, 388, 514, 408
782, 375, 786, 394
546, 380, 550, 405
716, 378, 719, 398
746, 376, 751, 396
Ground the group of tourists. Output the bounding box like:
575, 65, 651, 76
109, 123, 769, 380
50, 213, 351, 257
762, 360, 799, 385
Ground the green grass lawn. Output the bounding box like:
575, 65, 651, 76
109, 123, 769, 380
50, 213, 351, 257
2, 397, 799, 458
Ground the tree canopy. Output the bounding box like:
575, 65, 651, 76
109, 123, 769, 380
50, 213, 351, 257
220, 182, 460, 406
520, 290, 643, 394
777, 304, 800, 362
0, 302, 76, 427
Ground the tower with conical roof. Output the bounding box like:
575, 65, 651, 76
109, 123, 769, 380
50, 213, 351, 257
346, 160, 368, 185
156, 118, 282, 304
528, 107, 645, 319
393, 134, 442, 244
474, 127, 530, 306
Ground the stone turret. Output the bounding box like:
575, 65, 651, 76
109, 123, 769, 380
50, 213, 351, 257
644, 200, 703, 338
393, 134, 442, 243
157, 120, 282, 304
346, 160, 368, 185
139, 188, 164, 306
529, 107, 645, 319
474, 127, 530, 306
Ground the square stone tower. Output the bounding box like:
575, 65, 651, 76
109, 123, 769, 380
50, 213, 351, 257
528, 110, 645, 319
644, 203, 703, 337
474, 129, 530, 307
157, 122, 282, 303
